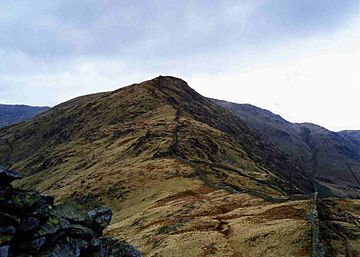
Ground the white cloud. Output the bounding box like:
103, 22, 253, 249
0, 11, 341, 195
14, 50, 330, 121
189, 22, 360, 131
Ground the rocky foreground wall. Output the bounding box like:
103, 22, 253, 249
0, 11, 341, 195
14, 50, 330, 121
0, 167, 141, 257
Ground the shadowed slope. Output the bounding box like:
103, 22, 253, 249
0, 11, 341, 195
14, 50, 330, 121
213, 99, 360, 198
340, 130, 360, 145
0, 104, 49, 128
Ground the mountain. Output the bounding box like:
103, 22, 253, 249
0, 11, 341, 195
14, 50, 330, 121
0, 76, 313, 195
213, 99, 360, 198
0, 104, 50, 128
0, 76, 358, 256
340, 130, 360, 145
0, 76, 315, 256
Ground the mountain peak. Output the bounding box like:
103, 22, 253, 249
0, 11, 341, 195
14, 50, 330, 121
1, 76, 313, 195
151, 75, 199, 97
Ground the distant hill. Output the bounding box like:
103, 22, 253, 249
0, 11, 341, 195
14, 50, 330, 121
0, 104, 49, 127
339, 130, 360, 145
213, 99, 360, 198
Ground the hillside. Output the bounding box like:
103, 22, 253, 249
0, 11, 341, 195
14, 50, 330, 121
213, 99, 360, 198
0, 104, 49, 128
340, 130, 360, 145
0, 76, 318, 256
0, 76, 358, 256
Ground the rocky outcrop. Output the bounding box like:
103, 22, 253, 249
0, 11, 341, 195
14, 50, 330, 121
0, 167, 141, 257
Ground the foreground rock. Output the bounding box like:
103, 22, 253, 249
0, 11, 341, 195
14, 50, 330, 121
0, 167, 141, 257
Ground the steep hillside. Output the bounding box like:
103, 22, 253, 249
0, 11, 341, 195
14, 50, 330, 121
0, 104, 49, 127
340, 130, 360, 145
0, 76, 317, 256
213, 99, 360, 198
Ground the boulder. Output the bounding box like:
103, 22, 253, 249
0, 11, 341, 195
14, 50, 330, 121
99, 238, 142, 257
0, 226, 16, 245
85, 207, 112, 236
0, 245, 9, 257
0, 168, 22, 185
1, 190, 43, 213
34, 216, 70, 238
50, 204, 88, 223
52, 206, 112, 236
68, 238, 90, 256
39, 242, 77, 257
0, 212, 19, 227
18, 237, 46, 252
66, 224, 96, 240
19, 216, 41, 232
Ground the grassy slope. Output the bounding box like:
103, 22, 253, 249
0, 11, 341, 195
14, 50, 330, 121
318, 198, 360, 256
339, 130, 360, 146
213, 99, 360, 198
0, 76, 322, 256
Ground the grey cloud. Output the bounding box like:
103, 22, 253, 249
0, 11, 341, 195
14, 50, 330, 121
1, 0, 356, 61
0, 0, 358, 107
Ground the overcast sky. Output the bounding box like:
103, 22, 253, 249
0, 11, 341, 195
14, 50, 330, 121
0, 0, 359, 131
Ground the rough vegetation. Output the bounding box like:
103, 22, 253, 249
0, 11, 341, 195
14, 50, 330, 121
0, 104, 49, 128
0, 167, 141, 257
0, 76, 359, 256
317, 198, 360, 256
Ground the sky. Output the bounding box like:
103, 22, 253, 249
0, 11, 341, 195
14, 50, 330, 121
0, 0, 359, 131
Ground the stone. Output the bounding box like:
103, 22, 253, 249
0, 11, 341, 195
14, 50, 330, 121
87, 207, 112, 220
0, 245, 9, 257
51, 206, 112, 235
18, 237, 46, 252
110, 242, 142, 257
100, 238, 142, 257
34, 216, 70, 238
39, 242, 77, 257
85, 207, 112, 235
0, 167, 141, 257
19, 216, 41, 232
0, 226, 16, 245
0, 212, 20, 227
2, 190, 43, 213
0, 168, 22, 184
30, 195, 54, 218
50, 204, 87, 223
66, 224, 96, 240
68, 238, 90, 256
90, 238, 101, 250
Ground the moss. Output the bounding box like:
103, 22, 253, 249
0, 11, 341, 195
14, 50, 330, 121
48, 217, 60, 226
0, 235, 12, 244
12, 195, 23, 208
157, 224, 177, 235
38, 229, 46, 236
25, 194, 32, 205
